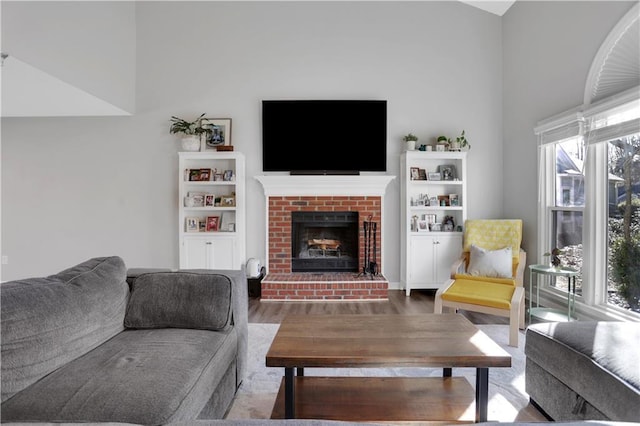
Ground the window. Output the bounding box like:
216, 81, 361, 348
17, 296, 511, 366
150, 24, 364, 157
536, 96, 640, 320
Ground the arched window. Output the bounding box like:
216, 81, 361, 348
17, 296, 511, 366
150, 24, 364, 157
535, 4, 639, 320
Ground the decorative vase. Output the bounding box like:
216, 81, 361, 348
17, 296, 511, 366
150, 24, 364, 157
181, 135, 201, 152
406, 140, 416, 151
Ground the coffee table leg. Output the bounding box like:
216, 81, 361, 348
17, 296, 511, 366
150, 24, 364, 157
476, 367, 489, 422
443, 368, 452, 377
285, 367, 295, 419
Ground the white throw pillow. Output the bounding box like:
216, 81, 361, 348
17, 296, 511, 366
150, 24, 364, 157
467, 244, 513, 278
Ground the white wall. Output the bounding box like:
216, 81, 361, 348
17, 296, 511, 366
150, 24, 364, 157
1, 1, 136, 113
502, 0, 635, 264
1, 1, 504, 282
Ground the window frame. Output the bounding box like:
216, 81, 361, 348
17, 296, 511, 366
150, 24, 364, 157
535, 90, 640, 322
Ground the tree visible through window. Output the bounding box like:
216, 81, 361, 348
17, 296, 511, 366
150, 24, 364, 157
608, 134, 640, 312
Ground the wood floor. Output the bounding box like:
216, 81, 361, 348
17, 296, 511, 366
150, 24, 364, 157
248, 289, 509, 325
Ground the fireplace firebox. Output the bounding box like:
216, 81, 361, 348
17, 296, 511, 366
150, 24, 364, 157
291, 211, 359, 272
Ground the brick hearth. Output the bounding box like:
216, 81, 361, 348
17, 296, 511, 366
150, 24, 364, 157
255, 175, 395, 301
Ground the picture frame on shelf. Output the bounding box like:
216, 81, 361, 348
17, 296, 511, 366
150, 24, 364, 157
427, 172, 441, 181
200, 118, 232, 151
449, 194, 459, 206
188, 193, 205, 207
205, 194, 215, 207
410, 167, 420, 180
223, 170, 234, 181
186, 217, 199, 233
189, 168, 212, 181
417, 220, 429, 232
438, 164, 457, 180
221, 195, 236, 207
418, 169, 427, 180
205, 215, 220, 232
437, 195, 450, 206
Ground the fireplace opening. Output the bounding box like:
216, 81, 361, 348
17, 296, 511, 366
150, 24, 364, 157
291, 211, 359, 272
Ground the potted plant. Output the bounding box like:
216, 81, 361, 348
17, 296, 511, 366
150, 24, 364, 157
453, 130, 470, 151
403, 133, 418, 151
170, 113, 208, 151
543, 247, 564, 268
437, 135, 451, 151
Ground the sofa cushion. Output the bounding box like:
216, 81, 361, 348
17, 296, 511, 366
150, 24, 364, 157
0, 256, 129, 402
124, 272, 232, 331
0, 328, 238, 424
525, 321, 640, 421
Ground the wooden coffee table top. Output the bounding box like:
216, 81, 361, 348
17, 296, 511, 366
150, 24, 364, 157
266, 313, 511, 369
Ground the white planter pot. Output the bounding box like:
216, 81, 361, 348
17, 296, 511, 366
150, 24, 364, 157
449, 141, 460, 151
406, 140, 416, 151
181, 136, 201, 152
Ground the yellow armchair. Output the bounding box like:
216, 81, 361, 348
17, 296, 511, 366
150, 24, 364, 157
434, 219, 526, 347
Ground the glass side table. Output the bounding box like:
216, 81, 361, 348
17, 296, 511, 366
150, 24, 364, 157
528, 264, 579, 323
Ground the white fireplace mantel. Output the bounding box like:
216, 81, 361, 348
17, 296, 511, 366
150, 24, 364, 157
255, 174, 396, 196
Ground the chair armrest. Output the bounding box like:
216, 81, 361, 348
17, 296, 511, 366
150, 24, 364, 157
514, 249, 527, 287
450, 255, 466, 278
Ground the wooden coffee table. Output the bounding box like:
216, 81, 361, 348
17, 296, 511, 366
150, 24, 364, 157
266, 313, 511, 423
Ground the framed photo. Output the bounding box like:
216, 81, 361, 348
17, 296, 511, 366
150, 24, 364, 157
449, 194, 459, 206
189, 168, 212, 181
223, 170, 234, 181
205, 194, 215, 207
438, 195, 450, 206
221, 195, 236, 207
200, 118, 232, 151
189, 193, 205, 207
410, 167, 420, 180
417, 220, 429, 232
427, 172, 441, 181
205, 215, 220, 232
438, 164, 457, 180
185, 217, 199, 233
418, 169, 427, 180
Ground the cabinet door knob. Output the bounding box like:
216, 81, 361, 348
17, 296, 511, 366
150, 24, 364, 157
205, 242, 212, 245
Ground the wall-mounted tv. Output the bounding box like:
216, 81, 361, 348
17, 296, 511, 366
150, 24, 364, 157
262, 100, 387, 175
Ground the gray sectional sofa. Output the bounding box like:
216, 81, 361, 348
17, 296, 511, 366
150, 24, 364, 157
525, 321, 640, 421
0, 256, 248, 424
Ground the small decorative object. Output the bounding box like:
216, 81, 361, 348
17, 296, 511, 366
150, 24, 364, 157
403, 133, 418, 151
418, 144, 427, 151
438, 130, 470, 151
544, 248, 564, 268
449, 194, 459, 206
200, 118, 232, 151
427, 172, 441, 181
438, 164, 457, 180
206, 216, 220, 232
170, 113, 208, 152
430, 222, 442, 232
436, 144, 446, 152
443, 215, 455, 231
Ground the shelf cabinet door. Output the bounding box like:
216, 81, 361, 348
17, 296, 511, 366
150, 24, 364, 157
406, 234, 462, 294
182, 236, 236, 270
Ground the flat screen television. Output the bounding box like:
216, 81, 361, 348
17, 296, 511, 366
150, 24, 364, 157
262, 100, 387, 174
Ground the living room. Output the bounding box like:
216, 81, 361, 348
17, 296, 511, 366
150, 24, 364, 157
1, 0, 639, 424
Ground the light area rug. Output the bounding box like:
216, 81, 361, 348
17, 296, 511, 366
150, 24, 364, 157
225, 323, 548, 422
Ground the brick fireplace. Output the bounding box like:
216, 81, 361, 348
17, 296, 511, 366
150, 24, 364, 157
255, 175, 394, 301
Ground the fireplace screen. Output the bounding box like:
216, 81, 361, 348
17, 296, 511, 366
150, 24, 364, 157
291, 211, 359, 272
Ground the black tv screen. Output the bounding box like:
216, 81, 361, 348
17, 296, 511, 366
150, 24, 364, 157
262, 100, 387, 174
